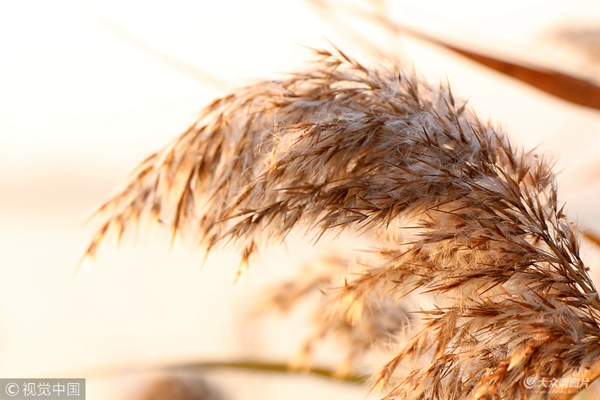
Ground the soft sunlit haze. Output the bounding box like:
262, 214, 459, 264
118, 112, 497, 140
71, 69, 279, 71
2, 1, 600, 399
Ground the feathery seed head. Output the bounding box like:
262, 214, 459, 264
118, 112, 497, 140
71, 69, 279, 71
86, 48, 600, 399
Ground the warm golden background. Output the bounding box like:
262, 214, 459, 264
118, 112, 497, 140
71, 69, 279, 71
2, 0, 600, 398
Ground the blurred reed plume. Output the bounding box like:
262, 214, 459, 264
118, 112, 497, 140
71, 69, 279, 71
552, 25, 600, 67
86, 48, 600, 399
259, 254, 411, 377
134, 374, 222, 400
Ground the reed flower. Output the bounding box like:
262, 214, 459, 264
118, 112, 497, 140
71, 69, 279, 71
86, 48, 600, 399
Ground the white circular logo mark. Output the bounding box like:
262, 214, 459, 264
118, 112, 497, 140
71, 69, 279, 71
5, 382, 19, 396
524, 376, 537, 389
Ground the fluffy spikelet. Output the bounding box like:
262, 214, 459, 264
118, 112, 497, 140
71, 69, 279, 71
260, 254, 411, 376
86, 48, 600, 399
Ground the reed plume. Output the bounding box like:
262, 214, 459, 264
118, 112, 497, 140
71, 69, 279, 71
85, 48, 600, 399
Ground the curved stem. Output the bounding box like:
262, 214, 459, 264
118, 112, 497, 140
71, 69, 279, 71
46, 358, 368, 385
183, 360, 368, 385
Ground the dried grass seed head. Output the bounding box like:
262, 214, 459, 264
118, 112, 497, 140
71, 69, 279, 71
86, 48, 600, 400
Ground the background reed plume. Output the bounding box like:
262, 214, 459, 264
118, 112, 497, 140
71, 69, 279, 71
85, 48, 600, 399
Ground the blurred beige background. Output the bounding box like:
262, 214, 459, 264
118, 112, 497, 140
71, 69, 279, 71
2, 0, 600, 398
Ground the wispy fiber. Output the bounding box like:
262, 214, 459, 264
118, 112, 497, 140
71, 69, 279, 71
86, 48, 600, 399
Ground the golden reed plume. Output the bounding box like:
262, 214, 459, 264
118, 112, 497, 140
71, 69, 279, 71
85, 48, 600, 399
